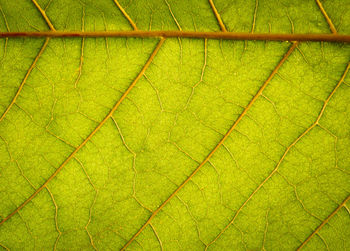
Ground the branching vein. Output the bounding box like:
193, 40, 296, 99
0, 38, 50, 122
0, 37, 165, 226
31, 0, 56, 31
208, 0, 227, 32
121, 42, 298, 250
297, 193, 350, 250
112, 0, 138, 30
206, 62, 350, 249
316, 0, 337, 34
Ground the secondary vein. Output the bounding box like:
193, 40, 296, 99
31, 0, 56, 31
0, 37, 165, 227
112, 0, 138, 30
208, 0, 227, 32
316, 0, 337, 34
206, 61, 350, 249
0, 37, 50, 122
121, 42, 298, 250
297, 193, 350, 250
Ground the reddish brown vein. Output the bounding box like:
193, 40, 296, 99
0, 31, 349, 42
0, 38, 50, 122
297, 194, 350, 250
206, 62, 350, 249
0, 38, 165, 226
121, 42, 298, 250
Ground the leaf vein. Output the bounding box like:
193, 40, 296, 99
1, 31, 349, 43
31, 0, 56, 31
0, 37, 165, 227
207, 62, 350, 249
297, 193, 350, 250
316, 0, 337, 34
121, 41, 298, 250
208, 0, 227, 32
0, 37, 50, 122
112, 0, 138, 30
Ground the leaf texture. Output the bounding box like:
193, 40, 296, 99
0, 0, 350, 250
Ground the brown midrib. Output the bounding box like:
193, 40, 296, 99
0, 31, 350, 42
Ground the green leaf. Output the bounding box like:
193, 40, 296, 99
0, 0, 350, 250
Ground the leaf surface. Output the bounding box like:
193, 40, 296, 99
0, 0, 350, 250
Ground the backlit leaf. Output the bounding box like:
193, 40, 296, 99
0, 0, 349, 250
